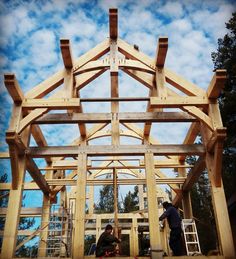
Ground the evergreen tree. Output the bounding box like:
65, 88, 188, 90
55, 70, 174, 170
123, 186, 139, 213
211, 12, 236, 200
95, 184, 115, 213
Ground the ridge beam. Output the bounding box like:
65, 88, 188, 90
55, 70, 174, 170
155, 37, 168, 68
207, 69, 227, 98
109, 8, 118, 39
60, 39, 73, 69
4, 74, 24, 103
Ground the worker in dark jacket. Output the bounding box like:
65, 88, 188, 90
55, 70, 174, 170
95, 224, 121, 257
159, 202, 183, 256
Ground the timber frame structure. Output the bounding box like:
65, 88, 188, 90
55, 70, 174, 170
0, 8, 235, 259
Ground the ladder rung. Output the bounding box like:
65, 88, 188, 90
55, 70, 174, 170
185, 232, 197, 234
186, 241, 199, 244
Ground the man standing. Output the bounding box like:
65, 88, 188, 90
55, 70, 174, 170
95, 224, 121, 257
159, 202, 183, 256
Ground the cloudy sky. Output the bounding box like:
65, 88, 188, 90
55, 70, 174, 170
0, 0, 235, 207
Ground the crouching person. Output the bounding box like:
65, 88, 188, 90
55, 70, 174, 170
96, 224, 121, 257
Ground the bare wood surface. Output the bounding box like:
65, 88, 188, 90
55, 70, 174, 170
60, 39, 73, 68
4, 74, 24, 103
28, 144, 205, 157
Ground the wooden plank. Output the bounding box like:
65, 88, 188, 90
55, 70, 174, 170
76, 69, 107, 90
165, 68, 206, 96
73, 38, 110, 73
122, 69, 154, 89
150, 96, 209, 108
145, 153, 162, 254
183, 106, 213, 131
117, 38, 155, 69
0, 152, 10, 158
1, 148, 28, 258
31, 125, 52, 164
28, 144, 205, 157
46, 178, 186, 186
73, 153, 87, 258
4, 74, 24, 103
25, 157, 50, 195
60, 39, 73, 68
207, 69, 227, 98
109, 8, 118, 39
22, 98, 80, 110
155, 37, 168, 68
25, 70, 65, 98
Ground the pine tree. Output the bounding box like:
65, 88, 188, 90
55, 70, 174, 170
123, 186, 139, 213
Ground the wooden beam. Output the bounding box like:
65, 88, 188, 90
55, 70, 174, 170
165, 68, 206, 96
145, 152, 161, 254
207, 127, 227, 153
25, 70, 65, 98
25, 157, 50, 196
155, 37, 168, 68
28, 144, 205, 157
207, 69, 227, 98
60, 39, 73, 68
22, 98, 80, 110
46, 177, 186, 186
109, 8, 118, 39
4, 74, 24, 103
150, 96, 209, 108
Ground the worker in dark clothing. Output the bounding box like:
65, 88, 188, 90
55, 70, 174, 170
95, 224, 121, 257
159, 202, 183, 256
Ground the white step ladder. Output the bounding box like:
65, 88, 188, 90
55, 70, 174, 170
182, 219, 201, 255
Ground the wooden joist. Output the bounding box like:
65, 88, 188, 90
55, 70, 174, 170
25, 157, 50, 196
207, 69, 227, 98
4, 74, 24, 103
22, 98, 80, 110
34, 111, 196, 124
109, 8, 118, 39
150, 96, 209, 108
46, 177, 186, 186
28, 144, 205, 157
155, 37, 168, 68
60, 39, 73, 68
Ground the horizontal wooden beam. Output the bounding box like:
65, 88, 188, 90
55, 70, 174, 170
46, 177, 186, 186
34, 111, 196, 124
4, 74, 24, 103
150, 96, 209, 108
60, 39, 73, 68
109, 8, 118, 39
207, 127, 227, 152
28, 144, 205, 157
22, 98, 80, 110
0, 207, 42, 217
207, 69, 227, 98
155, 37, 168, 68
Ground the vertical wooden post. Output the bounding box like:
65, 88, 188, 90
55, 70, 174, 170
1, 128, 30, 259
145, 152, 162, 258
88, 185, 94, 215
38, 170, 52, 257
96, 215, 102, 242
201, 101, 235, 258
178, 164, 193, 218
73, 152, 87, 259
138, 184, 144, 210
130, 217, 139, 256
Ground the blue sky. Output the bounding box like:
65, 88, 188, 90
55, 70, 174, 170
0, 0, 235, 211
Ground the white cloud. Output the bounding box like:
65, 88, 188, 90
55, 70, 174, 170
158, 1, 184, 19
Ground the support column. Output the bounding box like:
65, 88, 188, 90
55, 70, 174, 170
73, 152, 87, 259
1, 128, 30, 259
130, 217, 139, 256
145, 152, 162, 258
178, 165, 193, 218
201, 102, 235, 258
138, 184, 144, 210
38, 170, 52, 257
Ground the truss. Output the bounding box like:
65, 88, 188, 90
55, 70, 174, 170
0, 8, 235, 259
